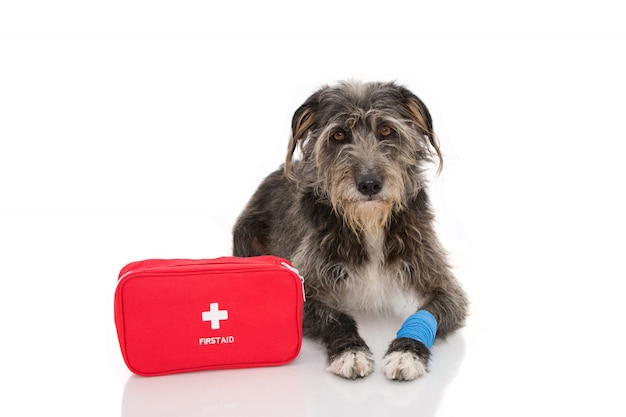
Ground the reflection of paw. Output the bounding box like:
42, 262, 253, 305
382, 351, 428, 381
327, 349, 374, 379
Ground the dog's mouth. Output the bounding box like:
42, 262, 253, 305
360, 195, 383, 203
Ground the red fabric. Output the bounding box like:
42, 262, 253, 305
114, 256, 304, 376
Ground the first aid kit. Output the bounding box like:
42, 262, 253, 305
114, 256, 305, 376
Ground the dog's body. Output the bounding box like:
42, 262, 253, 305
233, 81, 468, 381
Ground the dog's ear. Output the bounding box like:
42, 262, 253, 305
285, 91, 319, 181
401, 89, 444, 173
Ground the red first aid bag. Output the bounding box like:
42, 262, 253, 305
114, 256, 305, 376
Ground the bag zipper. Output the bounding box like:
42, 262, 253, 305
118, 256, 288, 279
118, 257, 306, 302
281, 262, 306, 303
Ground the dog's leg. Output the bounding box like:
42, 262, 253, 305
303, 299, 374, 379
233, 170, 289, 257
382, 284, 467, 381
232, 218, 267, 257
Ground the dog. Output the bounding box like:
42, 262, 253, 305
233, 80, 468, 381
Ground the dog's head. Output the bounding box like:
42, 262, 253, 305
285, 81, 442, 234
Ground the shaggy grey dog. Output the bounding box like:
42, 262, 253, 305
233, 81, 468, 381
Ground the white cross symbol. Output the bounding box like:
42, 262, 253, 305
201, 302, 228, 330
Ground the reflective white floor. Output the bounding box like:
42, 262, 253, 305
114, 234, 626, 417
2, 0, 626, 415
120, 329, 466, 417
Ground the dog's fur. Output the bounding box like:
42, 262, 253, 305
233, 81, 468, 381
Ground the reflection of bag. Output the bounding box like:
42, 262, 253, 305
122, 363, 306, 417
114, 256, 305, 376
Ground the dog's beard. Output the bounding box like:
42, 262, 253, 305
340, 200, 394, 236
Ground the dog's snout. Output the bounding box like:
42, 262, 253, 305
356, 173, 383, 196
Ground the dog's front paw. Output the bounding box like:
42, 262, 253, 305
382, 338, 431, 381
327, 349, 374, 379
382, 350, 427, 381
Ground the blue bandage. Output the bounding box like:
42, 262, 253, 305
396, 310, 437, 348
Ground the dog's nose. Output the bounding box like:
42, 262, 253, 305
356, 173, 383, 196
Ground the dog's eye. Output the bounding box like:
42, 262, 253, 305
379, 126, 395, 139
332, 130, 347, 142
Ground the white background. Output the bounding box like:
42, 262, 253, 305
1, 0, 625, 415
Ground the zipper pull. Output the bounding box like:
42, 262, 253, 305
281, 262, 306, 302
119, 270, 134, 281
